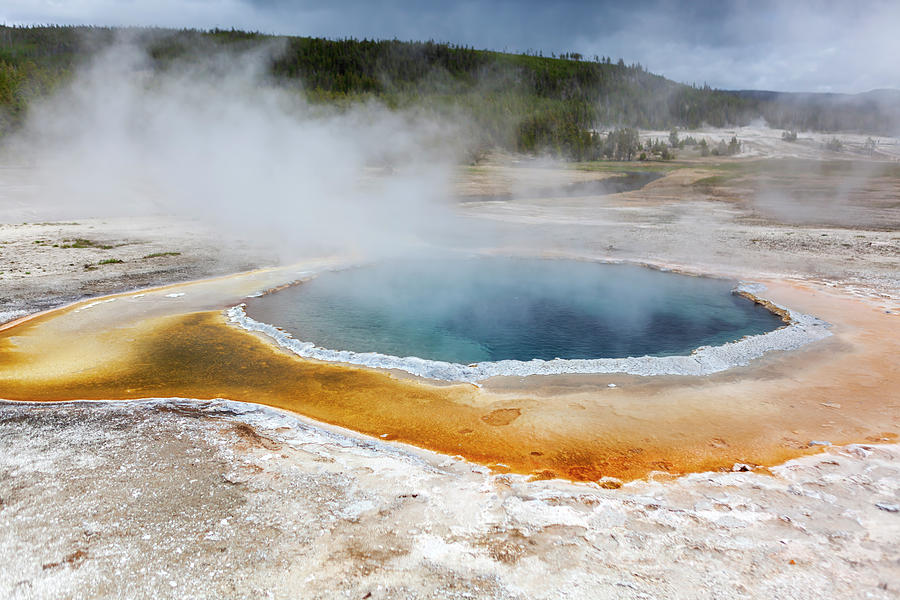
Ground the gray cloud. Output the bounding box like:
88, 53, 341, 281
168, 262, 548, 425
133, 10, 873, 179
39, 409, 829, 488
3, 0, 898, 93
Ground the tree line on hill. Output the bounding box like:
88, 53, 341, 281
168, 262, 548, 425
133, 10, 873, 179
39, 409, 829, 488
1, 26, 897, 160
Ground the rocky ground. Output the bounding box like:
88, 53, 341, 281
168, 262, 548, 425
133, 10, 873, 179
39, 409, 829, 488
0, 216, 276, 322
1, 129, 899, 598
1, 400, 898, 600
460, 161, 900, 297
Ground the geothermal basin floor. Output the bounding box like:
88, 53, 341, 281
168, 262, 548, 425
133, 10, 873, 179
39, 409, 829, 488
0, 261, 897, 483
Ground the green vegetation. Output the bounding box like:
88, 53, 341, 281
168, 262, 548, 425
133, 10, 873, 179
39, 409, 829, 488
97, 258, 123, 264
143, 251, 181, 258
61, 238, 114, 249
573, 161, 679, 173
711, 136, 742, 156
825, 137, 844, 152
697, 158, 900, 180
864, 137, 877, 154
642, 136, 675, 160
692, 175, 731, 187
668, 129, 679, 148
1, 25, 897, 161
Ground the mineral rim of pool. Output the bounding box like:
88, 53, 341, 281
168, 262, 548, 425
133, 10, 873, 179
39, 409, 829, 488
241, 258, 787, 365
0, 261, 897, 483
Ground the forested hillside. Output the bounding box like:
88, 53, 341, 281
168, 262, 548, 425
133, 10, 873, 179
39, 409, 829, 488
1, 25, 897, 160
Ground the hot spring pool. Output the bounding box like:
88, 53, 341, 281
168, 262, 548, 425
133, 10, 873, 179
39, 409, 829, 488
242, 258, 785, 366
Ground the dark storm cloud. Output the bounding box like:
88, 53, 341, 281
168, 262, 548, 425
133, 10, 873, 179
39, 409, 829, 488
3, 0, 898, 93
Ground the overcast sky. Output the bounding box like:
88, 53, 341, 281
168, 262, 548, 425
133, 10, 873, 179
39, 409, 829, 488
4, 0, 899, 93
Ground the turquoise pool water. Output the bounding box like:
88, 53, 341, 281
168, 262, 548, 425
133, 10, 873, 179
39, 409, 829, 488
243, 258, 784, 364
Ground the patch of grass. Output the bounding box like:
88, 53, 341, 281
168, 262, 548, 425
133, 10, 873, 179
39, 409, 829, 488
142, 251, 181, 259
693, 175, 732, 187
708, 158, 900, 179
574, 160, 682, 173
61, 238, 114, 249
97, 258, 124, 265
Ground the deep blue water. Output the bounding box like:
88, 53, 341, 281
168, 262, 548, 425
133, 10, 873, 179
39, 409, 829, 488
244, 258, 784, 364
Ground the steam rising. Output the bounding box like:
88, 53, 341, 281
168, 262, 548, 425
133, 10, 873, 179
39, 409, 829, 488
4, 36, 465, 259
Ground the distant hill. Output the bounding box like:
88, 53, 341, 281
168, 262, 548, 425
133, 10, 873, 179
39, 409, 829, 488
729, 89, 900, 134
1, 25, 897, 160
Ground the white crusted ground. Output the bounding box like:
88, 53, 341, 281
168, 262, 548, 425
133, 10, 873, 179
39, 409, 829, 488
1, 399, 897, 599
0, 310, 27, 325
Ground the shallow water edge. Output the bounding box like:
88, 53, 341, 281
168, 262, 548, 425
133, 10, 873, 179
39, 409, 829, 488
227, 279, 832, 383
